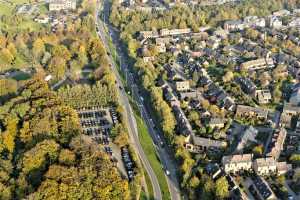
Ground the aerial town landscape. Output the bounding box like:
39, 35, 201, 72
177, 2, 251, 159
0, 0, 300, 200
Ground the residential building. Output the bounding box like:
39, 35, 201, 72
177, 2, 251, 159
157, 44, 166, 53
255, 89, 272, 104
175, 80, 190, 92
280, 103, 300, 128
139, 31, 159, 39
222, 154, 253, 174
236, 77, 256, 94
295, 120, 300, 136
160, 28, 191, 36
209, 118, 226, 129
288, 17, 300, 27
276, 161, 292, 175
266, 128, 287, 160
224, 20, 244, 31
235, 105, 268, 121
268, 16, 283, 29
143, 56, 155, 63
240, 57, 274, 71
244, 16, 266, 28
253, 157, 277, 175
49, 0, 76, 11
236, 126, 258, 153
155, 37, 171, 45
289, 82, 300, 106
273, 9, 291, 17
185, 134, 227, 153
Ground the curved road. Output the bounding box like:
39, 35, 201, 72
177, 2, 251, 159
95, 1, 162, 200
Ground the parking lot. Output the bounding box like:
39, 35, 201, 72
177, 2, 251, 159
77, 106, 136, 180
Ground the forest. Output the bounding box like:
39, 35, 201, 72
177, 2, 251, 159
0, 77, 130, 199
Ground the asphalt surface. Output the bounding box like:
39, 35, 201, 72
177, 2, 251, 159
95, 1, 162, 200
97, 1, 181, 200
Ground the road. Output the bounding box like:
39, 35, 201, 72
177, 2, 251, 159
97, 1, 181, 200
95, 1, 162, 200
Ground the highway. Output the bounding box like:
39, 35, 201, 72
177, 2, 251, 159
95, 1, 162, 200
97, 1, 181, 200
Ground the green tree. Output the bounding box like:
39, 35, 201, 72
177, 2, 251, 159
215, 177, 229, 199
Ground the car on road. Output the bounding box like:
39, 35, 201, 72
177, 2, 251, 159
165, 170, 170, 176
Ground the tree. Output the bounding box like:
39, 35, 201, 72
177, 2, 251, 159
0, 79, 17, 98
0, 48, 14, 64
47, 56, 66, 79
59, 149, 76, 166
215, 177, 229, 199
223, 71, 234, 83
201, 177, 214, 200
189, 176, 200, 189
252, 145, 263, 156
32, 38, 45, 58
290, 153, 300, 165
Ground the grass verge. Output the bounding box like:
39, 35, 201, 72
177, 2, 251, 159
134, 112, 171, 200
142, 167, 154, 200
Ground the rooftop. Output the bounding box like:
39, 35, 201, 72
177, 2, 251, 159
222, 154, 253, 165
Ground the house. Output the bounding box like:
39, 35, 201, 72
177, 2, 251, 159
222, 154, 253, 174
175, 81, 190, 92
179, 90, 198, 100
240, 57, 274, 71
157, 44, 166, 53
140, 31, 158, 39
160, 28, 191, 36
155, 37, 171, 45
268, 16, 282, 29
209, 118, 226, 129
236, 77, 256, 94
236, 126, 258, 153
49, 0, 76, 11
289, 82, 300, 106
255, 89, 272, 104
273, 9, 291, 17
295, 120, 300, 136
288, 17, 300, 27
244, 16, 266, 28
143, 56, 155, 63
235, 105, 268, 121
224, 20, 244, 31
252, 176, 277, 200
253, 157, 277, 175
266, 128, 287, 160
213, 28, 229, 39
172, 105, 193, 136
276, 161, 292, 175
185, 134, 227, 153
280, 103, 300, 128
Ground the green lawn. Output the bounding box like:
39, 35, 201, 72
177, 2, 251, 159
133, 109, 171, 200
142, 167, 154, 200
0, 0, 43, 31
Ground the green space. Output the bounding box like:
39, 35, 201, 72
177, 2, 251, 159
142, 167, 154, 200
130, 98, 170, 200
0, 0, 43, 31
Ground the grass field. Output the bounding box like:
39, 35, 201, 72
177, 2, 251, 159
0, 0, 43, 31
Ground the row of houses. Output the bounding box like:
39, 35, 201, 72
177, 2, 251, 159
48, 0, 76, 11
139, 28, 192, 39
222, 153, 291, 176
